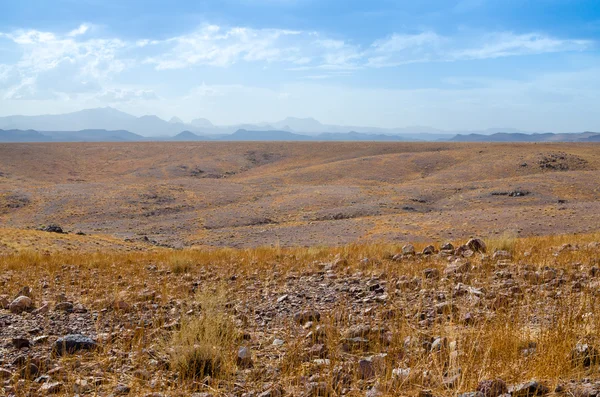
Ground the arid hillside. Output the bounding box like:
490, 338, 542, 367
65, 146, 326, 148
1, 142, 599, 249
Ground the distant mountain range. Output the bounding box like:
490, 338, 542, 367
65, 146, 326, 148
0, 107, 598, 142
450, 132, 600, 143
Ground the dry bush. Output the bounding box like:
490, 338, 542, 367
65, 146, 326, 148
165, 287, 238, 383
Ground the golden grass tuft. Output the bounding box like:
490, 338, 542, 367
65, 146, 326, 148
166, 287, 238, 383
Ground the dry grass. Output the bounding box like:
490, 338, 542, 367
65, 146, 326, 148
1, 231, 600, 395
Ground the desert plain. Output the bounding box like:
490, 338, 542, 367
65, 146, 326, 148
1, 142, 600, 397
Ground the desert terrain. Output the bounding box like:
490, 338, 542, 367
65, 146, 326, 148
1, 142, 599, 250
1, 142, 600, 396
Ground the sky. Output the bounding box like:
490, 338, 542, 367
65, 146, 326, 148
0, 0, 599, 132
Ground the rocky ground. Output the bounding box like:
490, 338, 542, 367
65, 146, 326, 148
2, 234, 600, 396
1, 142, 600, 248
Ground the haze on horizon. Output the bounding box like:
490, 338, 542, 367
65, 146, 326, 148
0, 0, 599, 133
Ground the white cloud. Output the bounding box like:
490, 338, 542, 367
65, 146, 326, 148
368, 31, 593, 67
144, 25, 306, 69
68, 24, 91, 37
452, 32, 592, 60
0, 26, 127, 100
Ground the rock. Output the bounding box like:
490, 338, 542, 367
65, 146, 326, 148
293, 310, 321, 324
39, 382, 63, 394
74, 379, 91, 394
0, 368, 13, 380
54, 334, 98, 355
12, 337, 31, 349
114, 384, 131, 395
32, 303, 50, 315
9, 296, 33, 314
423, 268, 440, 279
358, 358, 375, 379
113, 300, 131, 311
40, 224, 64, 233
402, 244, 416, 255
0, 295, 9, 309
237, 346, 253, 368
441, 242, 455, 251
306, 382, 329, 396
459, 393, 484, 397
272, 339, 285, 346
571, 343, 599, 367
277, 294, 289, 303
467, 238, 487, 253
444, 259, 470, 276
509, 381, 549, 397
392, 367, 411, 382
493, 250, 512, 260
422, 245, 436, 255
54, 302, 74, 312
477, 379, 508, 397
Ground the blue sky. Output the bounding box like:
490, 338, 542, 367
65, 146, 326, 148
0, 0, 599, 131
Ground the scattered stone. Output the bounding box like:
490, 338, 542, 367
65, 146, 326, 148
277, 294, 289, 303
402, 244, 416, 255
293, 310, 321, 324
467, 238, 487, 253
12, 337, 31, 349
39, 382, 63, 394
54, 334, 98, 355
272, 339, 285, 346
0, 295, 9, 309
54, 302, 74, 312
237, 346, 253, 368
441, 242, 455, 251
422, 245, 436, 255
392, 367, 411, 382
114, 384, 131, 395
571, 343, 599, 367
32, 303, 49, 315
423, 268, 440, 279
477, 379, 508, 397
9, 296, 33, 314
40, 224, 64, 233
113, 300, 131, 311
358, 358, 375, 379
493, 250, 512, 260
509, 381, 549, 397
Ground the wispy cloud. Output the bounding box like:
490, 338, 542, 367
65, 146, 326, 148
0, 22, 595, 101
143, 25, 307, 69
367, 31, 593, 67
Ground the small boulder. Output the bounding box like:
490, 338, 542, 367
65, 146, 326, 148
53, 334, 98, 355
9, 296, 33, 314
423, 268, 440, 280
467, 238, 487, 253
237, 346, 253, 368
358, 358, 375, 380
54, 302, 74, 313
477, 379, 508, 397
441, 242, 455, 251
422, 245, 436, 255
12, 337, 31, 349
402, 244, 416, 255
